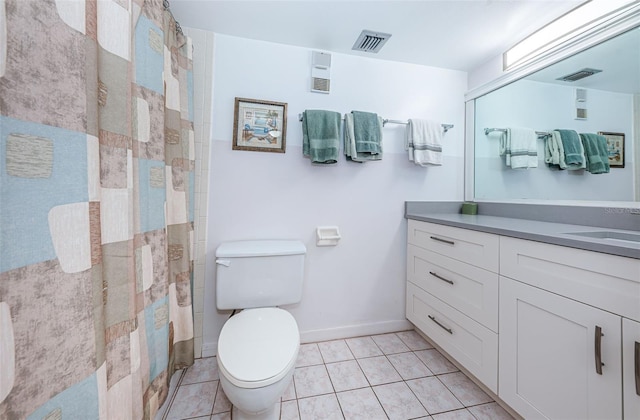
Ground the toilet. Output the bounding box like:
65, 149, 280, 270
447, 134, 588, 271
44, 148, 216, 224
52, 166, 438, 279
215, 240, 306, 420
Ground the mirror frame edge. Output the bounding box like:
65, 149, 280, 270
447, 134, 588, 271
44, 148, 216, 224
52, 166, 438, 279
464, 9, 640, 208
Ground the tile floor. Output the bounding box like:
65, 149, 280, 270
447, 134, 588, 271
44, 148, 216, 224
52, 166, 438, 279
156, 330, 514, 420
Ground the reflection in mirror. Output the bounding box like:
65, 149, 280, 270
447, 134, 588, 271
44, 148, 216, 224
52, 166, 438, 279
474, 25, 639, 202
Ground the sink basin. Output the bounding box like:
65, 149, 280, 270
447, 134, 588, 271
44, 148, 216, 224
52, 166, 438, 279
565, 231, 640, 243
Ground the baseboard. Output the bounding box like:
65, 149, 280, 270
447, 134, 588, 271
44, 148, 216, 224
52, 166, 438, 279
299, 319, 413, 344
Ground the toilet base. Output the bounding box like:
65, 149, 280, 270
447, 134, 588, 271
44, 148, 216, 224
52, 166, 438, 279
232, 402, 280, 420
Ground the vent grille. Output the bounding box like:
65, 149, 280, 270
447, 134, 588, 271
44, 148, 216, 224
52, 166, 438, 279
352, 30, 392, 53
557, 68, 602, 82
312, 77, 330, 93
576, 108, 587, 119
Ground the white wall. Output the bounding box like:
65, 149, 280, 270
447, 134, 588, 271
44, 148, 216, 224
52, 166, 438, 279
475, 79, 635, 201
202, 34, 467, 356
182, 27, 215, 358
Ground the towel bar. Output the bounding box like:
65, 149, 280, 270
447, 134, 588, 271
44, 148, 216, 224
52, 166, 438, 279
484, 127, 551, 139
298, 113, 453, 132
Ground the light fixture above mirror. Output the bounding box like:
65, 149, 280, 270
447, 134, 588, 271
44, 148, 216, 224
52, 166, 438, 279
503, 0, 639, 71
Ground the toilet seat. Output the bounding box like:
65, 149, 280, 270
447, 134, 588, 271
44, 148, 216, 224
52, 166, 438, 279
217, 307, 299, 389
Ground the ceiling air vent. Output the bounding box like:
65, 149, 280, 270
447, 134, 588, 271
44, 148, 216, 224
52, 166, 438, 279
352, 30, 392, 53
556, 68, 603, 82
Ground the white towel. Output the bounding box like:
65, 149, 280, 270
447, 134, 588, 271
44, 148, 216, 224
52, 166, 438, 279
406, 119, 442, 166
499, 127, 538, 169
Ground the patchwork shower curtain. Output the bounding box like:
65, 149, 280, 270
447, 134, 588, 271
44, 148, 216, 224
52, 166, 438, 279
0, 0, 195, 418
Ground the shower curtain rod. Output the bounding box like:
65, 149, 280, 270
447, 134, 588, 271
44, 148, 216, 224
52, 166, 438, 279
484, 127, 551, 138
163, 0, 184, 35
298, 113, 454, 132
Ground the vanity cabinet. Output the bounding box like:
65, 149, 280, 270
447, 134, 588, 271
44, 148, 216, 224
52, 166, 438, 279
406, 220, 499, 392
406, 218, 640, 419
499, 236, 640, 419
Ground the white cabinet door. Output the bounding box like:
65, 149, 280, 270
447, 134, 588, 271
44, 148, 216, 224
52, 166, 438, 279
623, 318, 640, 419
499, 277, 622, 420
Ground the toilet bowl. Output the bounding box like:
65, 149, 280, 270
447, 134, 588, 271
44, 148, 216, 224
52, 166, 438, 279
217, 307, 300, 420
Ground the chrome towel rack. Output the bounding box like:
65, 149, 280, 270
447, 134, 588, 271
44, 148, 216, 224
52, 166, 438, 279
484, 127, 551, 139
299, 113, 454, 132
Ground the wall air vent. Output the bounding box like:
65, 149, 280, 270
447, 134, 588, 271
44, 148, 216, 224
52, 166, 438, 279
311, 51, 331, 94
556, 68, 602, 82
352, 30, 392, 53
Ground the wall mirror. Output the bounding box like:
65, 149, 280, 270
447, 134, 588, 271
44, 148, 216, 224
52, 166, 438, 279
472, 23, 639, 204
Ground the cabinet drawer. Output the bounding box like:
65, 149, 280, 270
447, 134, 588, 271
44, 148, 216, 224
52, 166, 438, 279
406, 281, 498, 393
407, 220, 499, 272
407, 244, 498, 332
500, 236, 640, 321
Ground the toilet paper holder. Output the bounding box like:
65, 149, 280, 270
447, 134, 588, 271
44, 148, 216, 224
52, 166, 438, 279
316, 226, 341, 246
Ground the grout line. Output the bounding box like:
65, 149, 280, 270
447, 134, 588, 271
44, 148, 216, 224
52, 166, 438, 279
160, 368, 186, 420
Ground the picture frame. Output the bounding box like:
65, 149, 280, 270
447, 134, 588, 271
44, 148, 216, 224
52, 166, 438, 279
598, 131, 625, 168
233, 97, 287, 153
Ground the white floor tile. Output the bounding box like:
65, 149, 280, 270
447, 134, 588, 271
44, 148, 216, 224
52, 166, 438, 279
371, 333, 410, 355
396, 330, 433, 351
372, 381, 429, 420
431, 408, 476, 420
166, 381, 217, 420
296, 343, 324, 367
438, 372, 493, 406
415, 349, 458, 375
407, 377, 464, 415
357, 356, 402, 386
281, 400, 300, 420
326, 360, 370, 392
182, 357, 219, 385
345, 336, 383, 358
467, 402, 515, 420
318, 339, 355, 363
387, 352, 433, 380
294, 365, 334, 398
337, 388, 387, 420
298, 394, 344, 420
161, 332, 508, 420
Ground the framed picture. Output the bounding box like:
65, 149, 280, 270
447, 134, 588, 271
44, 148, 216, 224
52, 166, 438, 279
233, 97, 287, 153
598, 131, 625, 168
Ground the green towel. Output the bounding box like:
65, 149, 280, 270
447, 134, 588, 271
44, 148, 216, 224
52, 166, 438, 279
302, 110, 342, 164
352, 111, 382, 156
580, 133, 610, 174
344, 113, 383, 162
555, 129, 584, 168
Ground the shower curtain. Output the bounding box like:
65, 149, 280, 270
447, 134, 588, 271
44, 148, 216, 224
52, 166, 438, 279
0, 0, 195, 418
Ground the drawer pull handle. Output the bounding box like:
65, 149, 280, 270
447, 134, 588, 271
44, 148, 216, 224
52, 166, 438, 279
428, 315, 453, 335
595, 326, 604, 375
430, 236, 455, 246
429, 271, 454, 285
635, 341, 640, 396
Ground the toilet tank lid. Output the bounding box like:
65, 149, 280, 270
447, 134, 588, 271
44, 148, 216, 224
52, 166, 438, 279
216, 240, 306, 258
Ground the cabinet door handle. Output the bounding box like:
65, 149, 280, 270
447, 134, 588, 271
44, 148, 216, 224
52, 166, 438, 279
429, 271, 454, 285
428, 315, 453, 334
635, 341, 640, 396
595, 326, 604, 375
430, 236, 455, 246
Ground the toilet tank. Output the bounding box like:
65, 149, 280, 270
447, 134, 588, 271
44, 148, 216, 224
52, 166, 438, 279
215, 240, 306, 310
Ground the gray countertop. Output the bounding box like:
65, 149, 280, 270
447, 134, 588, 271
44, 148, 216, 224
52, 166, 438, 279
405, 211, 640, 260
